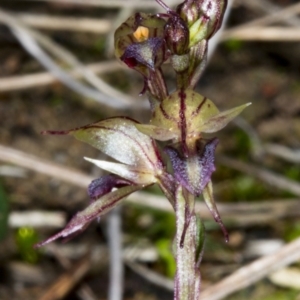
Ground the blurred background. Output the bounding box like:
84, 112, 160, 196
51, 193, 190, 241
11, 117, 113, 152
1, 0, 300, 299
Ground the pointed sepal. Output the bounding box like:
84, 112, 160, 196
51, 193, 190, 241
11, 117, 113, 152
202, 180, 228, 242
43, 117, 164, 173
35, 185, 143, 247
135, 124, 177, 141
200, 102, 252, 133
84, 157, 157, 185
150, 89, 251, 142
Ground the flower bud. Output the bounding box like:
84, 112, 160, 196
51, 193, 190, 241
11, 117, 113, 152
177, 0, 227, 44
114, 12, 167, 75
164, 15, 189, 55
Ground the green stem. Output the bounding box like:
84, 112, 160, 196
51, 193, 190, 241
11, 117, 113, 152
174, 185, 201, 300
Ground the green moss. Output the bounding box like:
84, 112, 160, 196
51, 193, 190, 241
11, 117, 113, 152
285, 221, 300, 242
224, 39, 244, 52
284, 166, 300, 181
155, 238, 176, 278
15, 227, 40, 264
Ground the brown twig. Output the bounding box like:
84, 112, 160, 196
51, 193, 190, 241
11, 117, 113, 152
38, 254, 92, 300
199, 236, 300, 300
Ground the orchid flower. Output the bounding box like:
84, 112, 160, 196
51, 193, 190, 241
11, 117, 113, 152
36, 0, 251, 299
36, 117, 174, 247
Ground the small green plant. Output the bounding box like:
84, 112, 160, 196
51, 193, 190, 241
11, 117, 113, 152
35, 0, 250, 299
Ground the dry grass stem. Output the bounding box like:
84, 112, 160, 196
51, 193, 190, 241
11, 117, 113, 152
48, 246, 99, 300
0, 8, 133, 108
25, 0, 181, 8
199, 236, 300, 300
9, 211, 66, 228
17, 13, 112, 33
38, 254, 92, 300
219, 155, 300, 196
222, 26, 300, 41
244, 0, 300, 26
0, 61, 122, 92
264, 143, 300, 164
1, 144, 300, 226
224, 2, 300, 38
126, 261, 174, 291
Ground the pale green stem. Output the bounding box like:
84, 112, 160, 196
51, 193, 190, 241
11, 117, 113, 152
174, 185, 201, 300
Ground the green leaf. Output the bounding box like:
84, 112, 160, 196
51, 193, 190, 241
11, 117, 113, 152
156, 238, 176, 278
16, 227, 39, 263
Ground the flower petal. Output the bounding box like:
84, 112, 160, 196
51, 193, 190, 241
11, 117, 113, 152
84, 157, 157, 185
151, 89, 220, 139
35, 185, 143, 247
135, 124, 177, 141
88, 174, 132, 201
44, 117, 164, 172
202, 181, 228, 242
200, 103, 252, 133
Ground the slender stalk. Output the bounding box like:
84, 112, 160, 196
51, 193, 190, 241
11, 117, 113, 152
174, 186, 201, 300
147, 68, 169, 101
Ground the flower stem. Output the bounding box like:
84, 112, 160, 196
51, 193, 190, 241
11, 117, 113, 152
174, 185, 201, 300
147, 68, 168, 102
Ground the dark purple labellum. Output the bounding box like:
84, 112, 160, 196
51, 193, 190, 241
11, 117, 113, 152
164, 145, 188, 190
165, 138, 219, 196
197, 138, 219, 190
88, 174, 133, 201
121, 37, 163, 71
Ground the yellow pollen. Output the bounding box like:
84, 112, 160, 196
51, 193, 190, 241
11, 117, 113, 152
133, 26, 149, 42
